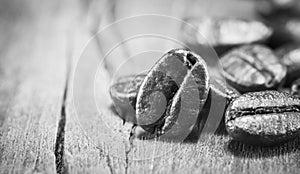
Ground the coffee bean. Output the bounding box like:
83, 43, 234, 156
257, 0, 300, 17
291, 78, 300, 97
136, 82, 230, 141
135, 83, 213, 142
136, 48, 210, 139
110, 74, 146, 123
182, 17, 272, 55
225, 90, 300, 146
276, 44, 300, 85
183, 90, 212, 142
221, 44, 287, 93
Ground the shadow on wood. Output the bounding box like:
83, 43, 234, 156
226, 137, 300, 159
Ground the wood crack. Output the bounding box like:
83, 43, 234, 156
54, 74, 68, 174
106, 153, 114, 174
124, 143, 131, 174
54, 34, 72, 174
124, 125, 136, 174
96, 146, 114, 174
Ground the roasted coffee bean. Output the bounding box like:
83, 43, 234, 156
135, 82, 233, 141
136, 48, 210, 139
257, 0, 300, 17
291, 78, 300, 97
276, 44, 300, 85
181, 17, 272, 55
110, 74, 146, 123
225, 90, 300, 146
221, 44, 287, 93
183, 91, 212, 142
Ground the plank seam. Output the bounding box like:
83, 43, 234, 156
54, 35, 72, 174
54, 73, 68, 174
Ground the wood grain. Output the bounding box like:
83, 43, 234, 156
0, 0, 78, 173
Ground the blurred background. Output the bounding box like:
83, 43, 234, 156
90, 0, 258, 79
1, 0, 300, 77
0, 0, 257, 58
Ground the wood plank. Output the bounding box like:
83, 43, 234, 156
63, 1, 138, 173
0, 0, 78, 173
124, 135, 300, 174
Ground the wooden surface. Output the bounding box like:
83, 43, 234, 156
0, 0, 299, 174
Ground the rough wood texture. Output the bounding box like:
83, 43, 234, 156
0, 0, 77, 173
1, 0, 300, 174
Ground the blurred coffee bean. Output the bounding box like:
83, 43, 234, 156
181, 17, 272, 56
260, 12, 300, 48
257, 0, 300, 16
226, 90, 300, 146
110, 74, 146, 123
276, 44, 300, 85
291, 78, 300, 96
221, 44, 287, 93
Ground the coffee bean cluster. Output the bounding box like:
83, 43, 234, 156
110, 2, 300, 146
